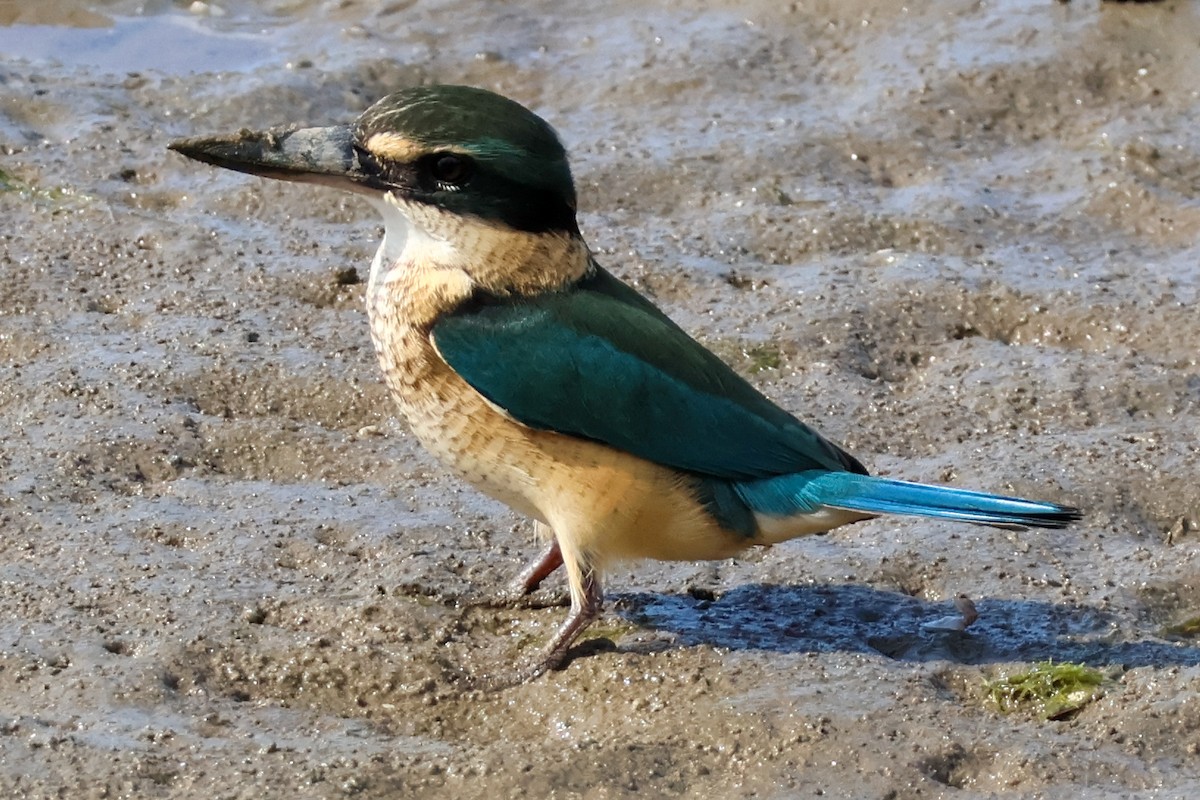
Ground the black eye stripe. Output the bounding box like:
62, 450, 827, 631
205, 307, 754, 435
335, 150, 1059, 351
353, 144, 400, 189
351, 140, 576, 234
353, 144, 381, 172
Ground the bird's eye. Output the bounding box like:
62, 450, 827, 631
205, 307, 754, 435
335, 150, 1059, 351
429, 153, 474, 188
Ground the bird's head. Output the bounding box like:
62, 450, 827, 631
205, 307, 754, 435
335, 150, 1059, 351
170, 85, 587, 296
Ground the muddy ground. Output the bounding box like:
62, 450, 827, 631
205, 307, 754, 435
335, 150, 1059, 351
2, 0, 1200, 797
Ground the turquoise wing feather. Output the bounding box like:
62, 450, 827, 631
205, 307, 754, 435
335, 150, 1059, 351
431, 266, 1081, 533
431, 266, 865, 482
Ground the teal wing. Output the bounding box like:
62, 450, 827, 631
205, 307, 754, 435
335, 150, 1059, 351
431, 266, 865, 482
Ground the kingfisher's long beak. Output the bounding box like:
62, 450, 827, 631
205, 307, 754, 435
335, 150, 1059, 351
169, 124, 377, 194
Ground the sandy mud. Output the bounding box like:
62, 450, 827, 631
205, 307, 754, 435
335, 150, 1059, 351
2, 0, 1200, 796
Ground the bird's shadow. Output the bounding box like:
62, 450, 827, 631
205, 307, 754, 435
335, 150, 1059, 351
606, 583, 1200, 669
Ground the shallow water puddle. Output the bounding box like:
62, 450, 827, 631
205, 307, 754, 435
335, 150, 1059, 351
0, 4, 278, 74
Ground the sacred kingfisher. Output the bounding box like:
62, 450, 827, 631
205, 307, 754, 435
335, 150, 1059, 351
170, 85, 1081, 682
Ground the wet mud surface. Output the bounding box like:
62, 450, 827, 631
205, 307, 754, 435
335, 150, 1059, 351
3, 0, 1200, 796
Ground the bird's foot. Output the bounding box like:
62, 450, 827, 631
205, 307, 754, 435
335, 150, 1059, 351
467, 571, 606, 690
466, 658, 554, 691
467, 637, 616, 691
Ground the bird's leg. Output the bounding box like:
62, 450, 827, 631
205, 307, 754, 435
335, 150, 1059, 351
472, 537, 606, 688
474, 557, 603, 690
528, 565, 603, 679
507, 537, 564, 597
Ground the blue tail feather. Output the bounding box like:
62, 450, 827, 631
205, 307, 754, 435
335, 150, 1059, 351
735, 471, 1081, 530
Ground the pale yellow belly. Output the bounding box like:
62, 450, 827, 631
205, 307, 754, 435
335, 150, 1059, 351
393, 359, 752, 569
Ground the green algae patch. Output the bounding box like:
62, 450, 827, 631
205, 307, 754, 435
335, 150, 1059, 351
0, 166, 21, 192
984, 661, 1105, 720
711, 339, 786, 375
744, 343, 783, 373
581, 620, 638, 643
0, 165, 92, 207
1161, 614, 1200, 640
